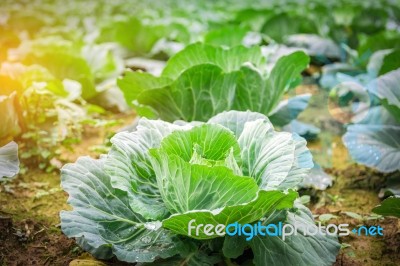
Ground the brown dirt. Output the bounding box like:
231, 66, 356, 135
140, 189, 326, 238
308, 157, 400, 266
0, 217, 77, 266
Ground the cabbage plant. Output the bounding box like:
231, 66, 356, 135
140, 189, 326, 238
118, 43, 310, 125
118, 43, 321, 141
343, 69, 400, 173
61, 111, 339, 265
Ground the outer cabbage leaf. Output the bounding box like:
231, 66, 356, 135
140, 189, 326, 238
319, 63, 363, 89
60, 156, 185, 263
248, 204, 340, 266
153, 64, 237, 122
269, 94, 311, 127
379, 50, 400, 75
367, 49, 400, 76
120, 64, 238, 121
117, 71, 172, 108
301, 163, 333, 190
222, 234, 248, 259
162, 189, 297, 239
356, 106, 398, 126
0, 141, 19, 180
268, 51, 310, 93
343, 100, 400, 172
367, 49, 393, 76
232, 51, 309, 114
343, 124, 400, 173
367, 69, 400, 123
372, 196, 400, 218
282, 120, 321, 141
162, 43, 264, 79
286, 34, 341, 59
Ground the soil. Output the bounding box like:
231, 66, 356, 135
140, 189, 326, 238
0, 89, 399, 266
313, 165, 400, 266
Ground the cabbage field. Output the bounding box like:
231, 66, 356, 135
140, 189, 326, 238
0, 0, 400, 265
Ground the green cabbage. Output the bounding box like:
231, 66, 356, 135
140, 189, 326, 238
61, 111, 339, 265
118, 43, 310, 122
